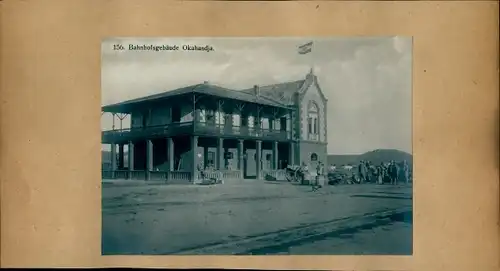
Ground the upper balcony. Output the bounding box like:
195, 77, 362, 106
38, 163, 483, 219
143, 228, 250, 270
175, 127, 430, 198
102, 121, 292, 144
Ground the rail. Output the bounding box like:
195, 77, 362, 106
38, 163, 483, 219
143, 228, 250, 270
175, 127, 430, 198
102, 121, 291, 142
102, 170, 191, 183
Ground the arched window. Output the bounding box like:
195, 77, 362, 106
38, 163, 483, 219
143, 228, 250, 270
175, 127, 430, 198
310, 153, 318, 162
307, 101, 320, 141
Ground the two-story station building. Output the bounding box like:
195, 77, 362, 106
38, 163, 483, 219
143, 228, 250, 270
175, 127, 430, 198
101, 69, 328, 183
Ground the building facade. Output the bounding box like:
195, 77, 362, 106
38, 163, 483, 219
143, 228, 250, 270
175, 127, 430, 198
101, 69, 328, 183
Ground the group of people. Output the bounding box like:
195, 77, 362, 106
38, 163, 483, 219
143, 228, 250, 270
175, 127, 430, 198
292, 159, 411, 191
327, 160, 412, 185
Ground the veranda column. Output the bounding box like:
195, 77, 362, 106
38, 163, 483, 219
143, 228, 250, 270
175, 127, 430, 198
238, 139, 244, 178
167, 137, 174, 171
128, 141, 134, 179
118, 143, 124, 169
256, 140, 262, 179
191, 136, 199, 183
289, 142, 295, 166
146, 139, 153, 180
217, 138, 224, 170
272, 141, 279, 170
110, 143, 117, 179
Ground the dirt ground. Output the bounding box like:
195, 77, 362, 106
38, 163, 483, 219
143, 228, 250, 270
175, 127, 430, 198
102, 181, 413, 255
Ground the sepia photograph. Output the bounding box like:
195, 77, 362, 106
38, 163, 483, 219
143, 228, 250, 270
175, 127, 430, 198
100, 37, 413, 255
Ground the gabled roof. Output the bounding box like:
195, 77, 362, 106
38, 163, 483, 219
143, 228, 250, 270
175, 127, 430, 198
239, 70, 329, 106
102, 83, 291, 113
307, 73, 328, 103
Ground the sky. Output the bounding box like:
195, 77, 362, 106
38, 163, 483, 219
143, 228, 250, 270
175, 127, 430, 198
101, 37, 412, 155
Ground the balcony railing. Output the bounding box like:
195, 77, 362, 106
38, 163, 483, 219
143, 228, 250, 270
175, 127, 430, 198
102, 121, 291, 142
102, 170, 192, 184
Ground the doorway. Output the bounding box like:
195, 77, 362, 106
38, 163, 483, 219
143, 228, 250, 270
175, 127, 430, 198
172, 106, 181, 123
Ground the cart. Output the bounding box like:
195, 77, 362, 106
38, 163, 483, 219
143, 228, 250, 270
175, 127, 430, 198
285, 165, 314, 185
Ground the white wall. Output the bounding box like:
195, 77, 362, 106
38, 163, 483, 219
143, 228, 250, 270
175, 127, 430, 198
300, 83, 326, 142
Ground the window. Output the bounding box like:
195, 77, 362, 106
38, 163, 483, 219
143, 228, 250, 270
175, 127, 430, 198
262, 118, 269, 130
248, 116, 254, 128
307, 101, 320, 141
199, 109, 206, 122
266, 154, 272, 161
233, 114, 241, 127
216, 111, 225, 125
311, 153, 318, 161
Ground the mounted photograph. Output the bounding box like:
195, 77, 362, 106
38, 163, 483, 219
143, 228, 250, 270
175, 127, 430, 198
101, 37, 413, 255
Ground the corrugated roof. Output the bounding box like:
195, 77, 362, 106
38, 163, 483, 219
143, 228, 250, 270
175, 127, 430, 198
103, 85, 197, 108
240, 80, 306, 106
193, 84, 287, 108
102, 82, 291, 113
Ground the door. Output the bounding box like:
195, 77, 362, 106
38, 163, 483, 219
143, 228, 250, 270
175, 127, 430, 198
280, 117, 287, 131
224, 113, 233, 134
142, 113, 148, 128
172, 106, 181, 122
244, 149, 257, 178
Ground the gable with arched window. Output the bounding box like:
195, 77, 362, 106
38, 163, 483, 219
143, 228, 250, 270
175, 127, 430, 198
307, 101, 320, 141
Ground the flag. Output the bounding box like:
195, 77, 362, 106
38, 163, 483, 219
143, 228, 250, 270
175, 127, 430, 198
298, 41, 313, 54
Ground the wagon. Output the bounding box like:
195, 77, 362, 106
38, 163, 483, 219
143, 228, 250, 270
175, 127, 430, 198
285, 165, 314, 185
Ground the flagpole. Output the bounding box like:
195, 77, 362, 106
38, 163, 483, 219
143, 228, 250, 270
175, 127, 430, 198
298, 41, 314, 75
310, 44, 314, 75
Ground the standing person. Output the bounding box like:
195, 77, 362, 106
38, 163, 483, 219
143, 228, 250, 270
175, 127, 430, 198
369, 164, 377, 183
312, 162, 323, 191
403, 160, 410, 183
197, 161, 205, 182
318, 161, 325, 187
357, 160, 365, 184
388, 160, 399, 185
377, 162, 385, 184
328, 163, 336, 185
364, 161, 370, 183
301, 162, 309, 186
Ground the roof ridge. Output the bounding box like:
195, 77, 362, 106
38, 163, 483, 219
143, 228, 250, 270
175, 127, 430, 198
255, 93, 289, 106
247, 79, 306, 90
